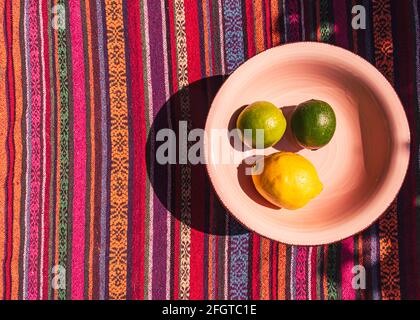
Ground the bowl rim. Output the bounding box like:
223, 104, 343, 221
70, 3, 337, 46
204, 42, 411, 246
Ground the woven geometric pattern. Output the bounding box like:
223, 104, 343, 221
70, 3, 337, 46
0, 0, 418, 300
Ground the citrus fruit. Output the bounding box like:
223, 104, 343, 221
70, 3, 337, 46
291, 99, 336, 149
236, 101, 286, 148
251, 152, 323, 210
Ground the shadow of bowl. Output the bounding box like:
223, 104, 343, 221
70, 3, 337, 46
146, 75, 249, 236
237, 156, 280, 210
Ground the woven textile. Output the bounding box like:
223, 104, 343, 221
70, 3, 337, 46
0, 0, 418, 300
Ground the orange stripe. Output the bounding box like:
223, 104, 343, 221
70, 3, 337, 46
260, 237, 270, 299
11, 0, 22, 300
277, 243, 287, 299
0, 0, 7, 300
208, 235, 213, 299
323, 246, 328, 300
253, 0, 265, 53
201, 0, 211, 76
105, 0, 129, 299
271, 0, 280, 46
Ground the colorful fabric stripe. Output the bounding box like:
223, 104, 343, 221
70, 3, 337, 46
0, 0, 418, 300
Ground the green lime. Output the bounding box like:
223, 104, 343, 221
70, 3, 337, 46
236, 101, 286, 148
291, 99, 336, 150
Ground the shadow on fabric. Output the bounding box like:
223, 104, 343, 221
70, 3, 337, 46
146, 75, 248, 236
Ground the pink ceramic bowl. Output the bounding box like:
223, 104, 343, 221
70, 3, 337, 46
204, 42, 410, 245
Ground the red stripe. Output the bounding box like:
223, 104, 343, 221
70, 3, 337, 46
172, 102, 182, 299
245, 0, 256, 57
173, 217, 180, 299
271, 242, 277, 299
185, 2, 202, 84
127, 0, 146, 300
341, 238, 355, 300
167, 0, 180, 300
311, 247, 317, 300
208, 192, 215, 299
215, 234, 220, 299
251, 233, 260, 299
185, 1, 204, 299
69, 0, 87, 299
5, 0, 14, 300
41, 0, 51, 300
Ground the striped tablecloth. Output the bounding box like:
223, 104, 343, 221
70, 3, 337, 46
0, 0, 418, 300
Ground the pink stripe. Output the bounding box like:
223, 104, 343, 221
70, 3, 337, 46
341, 237, 356, 300
310, 247, 317, 300
27, 0, 42, 300
69, 0, 86, 300
295, 247, 307, 300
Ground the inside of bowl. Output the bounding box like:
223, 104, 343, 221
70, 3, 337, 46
209, 56, 396, 236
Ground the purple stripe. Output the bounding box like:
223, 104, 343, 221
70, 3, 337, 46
286, 0, 301, 42
148, 0, 168, 300
95, 0, 108, 299
370, 224, 380, 299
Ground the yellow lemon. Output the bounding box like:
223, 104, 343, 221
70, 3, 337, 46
251, 152, 323, 210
